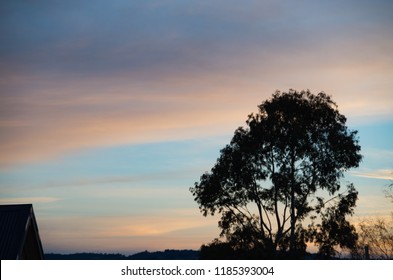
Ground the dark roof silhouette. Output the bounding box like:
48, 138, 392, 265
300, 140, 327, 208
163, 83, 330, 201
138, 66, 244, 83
0, 204, 44, 259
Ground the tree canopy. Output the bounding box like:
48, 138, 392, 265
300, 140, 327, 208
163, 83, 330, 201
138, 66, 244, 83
191, 90, 362, 259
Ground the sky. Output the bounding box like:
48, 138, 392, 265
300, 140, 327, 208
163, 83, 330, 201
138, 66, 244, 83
0, 0, 392, 255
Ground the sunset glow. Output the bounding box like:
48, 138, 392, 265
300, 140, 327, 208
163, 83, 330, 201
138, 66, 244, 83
0, 0, 392, 255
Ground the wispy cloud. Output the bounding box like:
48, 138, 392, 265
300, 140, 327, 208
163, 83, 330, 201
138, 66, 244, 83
40, 210, 219, 253
351, 169, 393, 180
1, 1, 392, 168
0, 196, 59, 204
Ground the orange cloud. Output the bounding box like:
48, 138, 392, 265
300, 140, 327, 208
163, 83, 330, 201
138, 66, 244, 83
0, 196, 59, 204
39, 209, 219, 253
351, 169, 393, 180
0, 74, 262, 167
1, 27, 392, 168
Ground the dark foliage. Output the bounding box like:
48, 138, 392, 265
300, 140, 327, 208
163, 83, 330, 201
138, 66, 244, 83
191, 90, 362, 259
45, 249, 199, 260
129, 249, 199, 260
45, 252, 128, 260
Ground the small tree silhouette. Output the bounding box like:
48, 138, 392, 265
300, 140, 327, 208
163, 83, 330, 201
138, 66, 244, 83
352, 178, 393, 259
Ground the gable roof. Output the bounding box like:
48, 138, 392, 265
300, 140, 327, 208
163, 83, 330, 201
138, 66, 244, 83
0, 204, 44, 259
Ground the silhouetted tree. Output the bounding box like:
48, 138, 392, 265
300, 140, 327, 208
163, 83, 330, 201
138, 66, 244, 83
352, 179, 393, 259
191, 90, 362, 259
384, 179, 393, 204
309, 184, 358, 258
352, 217, 393, 259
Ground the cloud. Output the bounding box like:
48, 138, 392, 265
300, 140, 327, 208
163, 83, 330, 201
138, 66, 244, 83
0, 73, 258, 167
1, 0, 392, 168
0, 196, 59, 204
351, 169, 393, 180
39, 209, 219, 253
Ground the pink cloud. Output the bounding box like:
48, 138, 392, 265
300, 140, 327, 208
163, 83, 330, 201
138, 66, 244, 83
40, 210, 219, 253
1, 14, 392, 167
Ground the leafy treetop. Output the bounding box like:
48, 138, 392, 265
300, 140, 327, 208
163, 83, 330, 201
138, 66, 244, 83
191, 89, 362, 259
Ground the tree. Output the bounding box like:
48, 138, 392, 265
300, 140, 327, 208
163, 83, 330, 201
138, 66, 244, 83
352, 217, 393, 259
352, 179, 393, 259
384, 179, 393, 204
191, 90, 362, 259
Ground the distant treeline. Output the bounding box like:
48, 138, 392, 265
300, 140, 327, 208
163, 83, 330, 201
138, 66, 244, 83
45, 249, 200, 260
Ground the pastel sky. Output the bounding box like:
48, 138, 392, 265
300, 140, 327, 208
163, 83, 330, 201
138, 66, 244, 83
0, 0, 392, 254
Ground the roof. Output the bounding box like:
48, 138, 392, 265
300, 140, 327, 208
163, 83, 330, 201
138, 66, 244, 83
0, 204, 44, 259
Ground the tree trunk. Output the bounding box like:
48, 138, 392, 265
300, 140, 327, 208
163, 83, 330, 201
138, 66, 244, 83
290, 152, 296, 253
